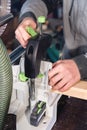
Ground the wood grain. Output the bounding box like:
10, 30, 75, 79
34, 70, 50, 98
52, 81, 87, 100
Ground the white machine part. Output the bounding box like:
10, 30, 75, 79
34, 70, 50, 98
9, 60, 62, 130
0, 0, 11, 35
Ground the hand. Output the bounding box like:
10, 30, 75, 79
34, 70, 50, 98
48, 59, 81, 92
15, 17, 37, 48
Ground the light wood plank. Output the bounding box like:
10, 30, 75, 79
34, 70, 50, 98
51, 81, 87, 100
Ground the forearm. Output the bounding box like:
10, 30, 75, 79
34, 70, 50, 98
19, 0, 48, 23
19, 0, 60, 22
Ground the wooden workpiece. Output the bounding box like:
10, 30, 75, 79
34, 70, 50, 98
52, 81, 87, 100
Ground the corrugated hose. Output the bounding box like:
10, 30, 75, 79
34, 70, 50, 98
0, 38, 13, 130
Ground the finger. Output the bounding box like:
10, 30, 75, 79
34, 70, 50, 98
48, 63, 63, 79
48, 72, 64, 86
15, 30, 26, 45
15, 26, 31, 48
19, 26, 31, 42
48, 65, 59, 79
52, 76, 69, 90
15, 30, 27, 48
59, 79, 76, 92
53, 77, 69, 90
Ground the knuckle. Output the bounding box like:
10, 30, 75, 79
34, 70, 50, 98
51, 78, 55, 85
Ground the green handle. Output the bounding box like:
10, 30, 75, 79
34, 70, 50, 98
19, 72, 28, 82
26, 27, 37, 37
37, 16, 46, 23
26, 16, 46, 36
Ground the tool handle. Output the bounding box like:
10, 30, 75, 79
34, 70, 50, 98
26, 26, 38, 37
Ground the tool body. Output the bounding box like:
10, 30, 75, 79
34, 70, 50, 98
8, 16, 62, 130
25, 33, 52, 78
25, 18, 52, 112
25, 30, 52, 124
25, 16, 52, 79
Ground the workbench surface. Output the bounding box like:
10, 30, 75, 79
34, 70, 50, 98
52, 96, 87, 130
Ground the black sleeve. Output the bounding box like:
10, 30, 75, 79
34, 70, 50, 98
19, 12, 37, 23
73, 54, 87, 80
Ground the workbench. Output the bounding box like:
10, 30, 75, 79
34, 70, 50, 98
52, 96, 87, 130
52, 81, 87, 130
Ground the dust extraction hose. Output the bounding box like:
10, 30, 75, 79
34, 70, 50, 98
0, 38, 13, 130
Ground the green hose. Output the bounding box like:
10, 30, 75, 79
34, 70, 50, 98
0, 38, 13, 130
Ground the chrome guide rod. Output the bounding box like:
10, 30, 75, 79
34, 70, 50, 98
9, 45, 25, 64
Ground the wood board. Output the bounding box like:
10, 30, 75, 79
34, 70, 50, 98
52, 81, 87, 100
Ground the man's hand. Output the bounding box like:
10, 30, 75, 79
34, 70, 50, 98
15, 17, 37, 48
48, 59, 81, 92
